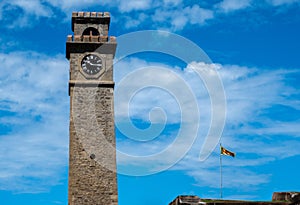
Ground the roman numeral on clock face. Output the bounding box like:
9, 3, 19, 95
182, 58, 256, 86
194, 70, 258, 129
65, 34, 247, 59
81, 54, 103, 75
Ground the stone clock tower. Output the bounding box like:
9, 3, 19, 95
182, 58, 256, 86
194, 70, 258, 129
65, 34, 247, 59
66, 11, 118, 205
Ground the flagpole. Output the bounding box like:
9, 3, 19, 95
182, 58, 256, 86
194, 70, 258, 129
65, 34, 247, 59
220, 143, 223, 199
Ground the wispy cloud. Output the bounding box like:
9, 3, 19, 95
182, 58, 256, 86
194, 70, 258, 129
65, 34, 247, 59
0, 0, 299, 30
114, 57, 300, 187
1, 50, 298, 192
0, 0, 53, 28
216, 0, 252, 13
266, 0, 300, 6
151, 5, 214, 30
0, 49, 299, 192
0, 52, 69, 193
118, 0, 152, 12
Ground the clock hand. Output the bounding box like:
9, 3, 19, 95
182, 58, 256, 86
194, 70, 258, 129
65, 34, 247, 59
88, 62, 102, 66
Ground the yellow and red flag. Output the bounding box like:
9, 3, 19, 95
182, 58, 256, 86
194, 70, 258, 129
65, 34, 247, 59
220, 146, 235, 157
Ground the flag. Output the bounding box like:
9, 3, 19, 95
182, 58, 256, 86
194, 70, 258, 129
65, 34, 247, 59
220, 146, 235, 157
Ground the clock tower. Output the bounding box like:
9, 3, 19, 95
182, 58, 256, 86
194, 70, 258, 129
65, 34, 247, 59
66, 11, 118, 205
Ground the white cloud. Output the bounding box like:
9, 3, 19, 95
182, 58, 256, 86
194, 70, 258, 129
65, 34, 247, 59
43, 0, 152, 13
220, 66, 294, 124
115, 58, 299, 147
266, 0, 300, 6
177, 63, 300, 189
43, 0, 108, 10
163, 0, 182, 6
185, 5, 214, 25
0, 52, 69, 192
11, 0, 51, 17
123, 13, 148, 29
152, 5, 214, 31
0, 52, 68, 112
171, 13, 188, 30
114, 58, 210, 124
0, 0, 53, 28
0, 52, 298, 191
0, 0, 298, 30
119, 0, 152, 12
216, 0, 252, 13
114, 57, 300, 187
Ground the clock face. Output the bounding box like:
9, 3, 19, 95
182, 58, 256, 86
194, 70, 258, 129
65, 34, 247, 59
81, 54, 103, 75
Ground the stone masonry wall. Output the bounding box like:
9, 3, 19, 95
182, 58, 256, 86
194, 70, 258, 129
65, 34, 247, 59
72, 11, 110, 36
69, 86, 118, 205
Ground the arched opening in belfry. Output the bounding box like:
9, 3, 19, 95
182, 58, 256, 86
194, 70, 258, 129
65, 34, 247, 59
82, 27, 100, 36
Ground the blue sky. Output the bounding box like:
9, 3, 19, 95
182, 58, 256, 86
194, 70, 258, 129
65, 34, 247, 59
0, 0, 300, 205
